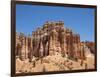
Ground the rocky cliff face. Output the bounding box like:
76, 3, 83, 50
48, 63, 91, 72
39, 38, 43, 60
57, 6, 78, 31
84, 41, 95, 54
16, 21, 91, 61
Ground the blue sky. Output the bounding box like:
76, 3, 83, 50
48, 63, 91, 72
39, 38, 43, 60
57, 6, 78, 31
16, 4, 95, 41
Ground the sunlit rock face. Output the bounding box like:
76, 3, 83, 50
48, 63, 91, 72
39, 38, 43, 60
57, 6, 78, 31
16, 21, 93, 61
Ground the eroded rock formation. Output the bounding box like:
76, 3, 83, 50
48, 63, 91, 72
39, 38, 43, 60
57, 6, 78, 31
16, 21, 92, 61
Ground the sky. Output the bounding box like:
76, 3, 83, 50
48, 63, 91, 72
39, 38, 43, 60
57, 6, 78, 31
16, 4, 95, 42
